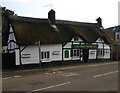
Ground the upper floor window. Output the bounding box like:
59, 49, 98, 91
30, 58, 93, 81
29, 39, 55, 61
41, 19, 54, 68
74, 36, 79, 41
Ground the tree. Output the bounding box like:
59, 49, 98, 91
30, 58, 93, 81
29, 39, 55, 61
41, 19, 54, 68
2, 7, 15, 17
2, 7, 16, 46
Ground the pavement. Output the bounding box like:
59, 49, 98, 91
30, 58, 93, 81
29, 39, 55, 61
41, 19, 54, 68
2, 61, 119, 92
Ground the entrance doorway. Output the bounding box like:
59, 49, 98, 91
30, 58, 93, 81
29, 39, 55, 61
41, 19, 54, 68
83, 49, 89, 63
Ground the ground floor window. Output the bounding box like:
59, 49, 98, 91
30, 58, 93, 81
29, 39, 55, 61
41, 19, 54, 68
72, 49, 80, 57
97, 49, 104, 56
105, 49, 110, 54
65, 50, 69, 58
41, 51, 50, 59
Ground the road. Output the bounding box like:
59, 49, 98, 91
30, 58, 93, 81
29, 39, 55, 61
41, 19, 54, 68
2, 62, 119, 92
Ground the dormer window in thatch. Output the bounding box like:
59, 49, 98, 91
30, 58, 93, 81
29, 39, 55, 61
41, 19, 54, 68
74, 36, 79, 41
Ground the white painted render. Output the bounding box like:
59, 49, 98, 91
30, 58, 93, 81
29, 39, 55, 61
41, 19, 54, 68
21, 45, 39, 65
20, 44, 62, 65
89, 49, 97, 59
14, 49, 20, 65
41, 44, 62, 62
96, 38, 110, 59
14, 36, 111, 65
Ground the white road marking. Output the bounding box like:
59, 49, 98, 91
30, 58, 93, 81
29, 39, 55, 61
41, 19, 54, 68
2, 75, 21, 80
93, 70, 118, 78
61, 73, 78, 77
13, 75, 21, 78
65, 74, 77, 77
2, 77, 12, 80
58, 71, 62, 73
28, 82, 71, 93
52, 62, 118, 71
52, 72, 56, 74
45, 73, 49, 74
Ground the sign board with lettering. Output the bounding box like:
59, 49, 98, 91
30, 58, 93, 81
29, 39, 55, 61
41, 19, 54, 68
72, 44, 98, 49
52, 51, 60, 55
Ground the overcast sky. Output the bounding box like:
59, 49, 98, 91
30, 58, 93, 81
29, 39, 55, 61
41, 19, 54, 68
1, 0, 119, 28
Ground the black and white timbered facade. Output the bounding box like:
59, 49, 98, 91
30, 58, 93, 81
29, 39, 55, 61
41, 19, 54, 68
4, 9, 112, 65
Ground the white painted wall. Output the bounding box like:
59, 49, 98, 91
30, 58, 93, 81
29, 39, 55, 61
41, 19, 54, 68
15, 49, 20, 65
20, 44, 62, 65
64, 42, 71, 48
89, 49, 97, 59
41, 44, 62, 62
96, 38, 110, 59
16, 37, 111, 65
21, 45, 39, 65
103, 49, 110, 59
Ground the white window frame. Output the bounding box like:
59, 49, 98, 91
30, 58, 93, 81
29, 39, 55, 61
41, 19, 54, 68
73, 49, 80, 57
97, 49, 104, 56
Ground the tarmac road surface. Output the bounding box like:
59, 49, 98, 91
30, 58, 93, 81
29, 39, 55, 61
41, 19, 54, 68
2, 61, 119, 92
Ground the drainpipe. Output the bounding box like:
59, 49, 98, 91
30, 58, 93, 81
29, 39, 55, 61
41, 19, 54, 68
110, 45, 113, 60
35, 41, 42, 68
38, 41, 42, 68
116, 45, 119, 61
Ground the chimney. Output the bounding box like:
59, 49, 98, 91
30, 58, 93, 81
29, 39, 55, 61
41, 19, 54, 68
96, 17, 102, 27
48, 9, 56, 25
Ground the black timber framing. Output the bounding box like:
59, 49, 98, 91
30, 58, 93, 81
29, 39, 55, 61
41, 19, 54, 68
62, 40, 110, 62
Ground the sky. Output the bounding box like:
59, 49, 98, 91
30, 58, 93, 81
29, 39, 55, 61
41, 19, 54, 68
0, 0, 120, 28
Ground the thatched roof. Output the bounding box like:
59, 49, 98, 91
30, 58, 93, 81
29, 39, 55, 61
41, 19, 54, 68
106, 25, 120, 33
8, 15, 114, 45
